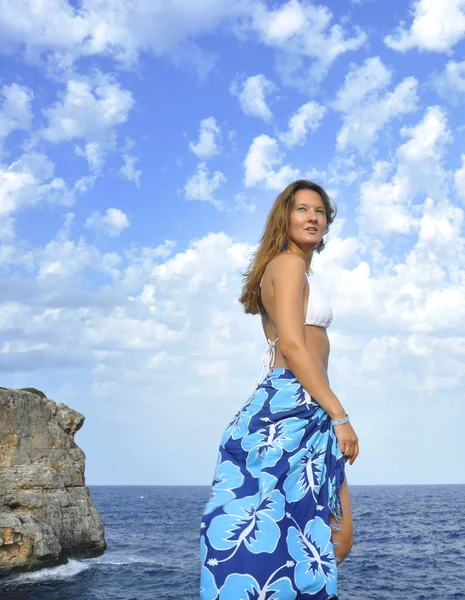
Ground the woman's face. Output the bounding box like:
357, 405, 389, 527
287, 189, 327, 250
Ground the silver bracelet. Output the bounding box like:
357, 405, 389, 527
331, 415, 349, 426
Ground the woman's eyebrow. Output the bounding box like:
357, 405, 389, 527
296, 202, 325, 208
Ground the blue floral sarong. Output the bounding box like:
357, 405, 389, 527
200, 368, 346, 600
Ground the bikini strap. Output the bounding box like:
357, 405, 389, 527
256, 336, 279, 386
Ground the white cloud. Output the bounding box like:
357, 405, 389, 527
251, 0, 367, 89
333, 56, 392, 112
3, 225, 465, 485
118, 241, 177, 292
0, 230, 264, 483
359, 106, 452, 237
314, 206, 465, 339
359, 172, 414, 237
415, 197, 465, 263
0, 0, 243, 75
332, 57, 419, 153
455, 155, 465, 203
119, 154, 141, 187
0, 0, 90, 57
0, 0, 366, 88
431, 60, 465, 105
233, 193, 256, 213
56, 212, 75, 242
184, 161, 226, 209
396, 105, 451, 199
154, 232, 252, 289
2, 0, 465, 490
279, 101, 326, 148
85, 208, 130, 237
5, 223, 121, 282
189, 117, 221, 159
73, 174, 97, 194
41, 76, 133, 142
0, 216, 16, 243
320, 153, 367, 188
384, 0, 465, 53
40, 74, 134, 170
74, 142, 105, 172
244, 134, 299, 189
230, 74, 276, 122
0, 151, 74, 220
0, 83, 34, 154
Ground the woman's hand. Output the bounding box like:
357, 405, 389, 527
333, 421, 359, 466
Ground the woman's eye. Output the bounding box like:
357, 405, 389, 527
297, 206, 324, 214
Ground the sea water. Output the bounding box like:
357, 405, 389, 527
0, 485, 464, 600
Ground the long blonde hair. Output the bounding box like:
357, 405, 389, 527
238, 179, 336, 315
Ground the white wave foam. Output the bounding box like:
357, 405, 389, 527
90, 555, 159, 566
8, 559, 90, 584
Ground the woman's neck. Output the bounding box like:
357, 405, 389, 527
285, 244, 313, 272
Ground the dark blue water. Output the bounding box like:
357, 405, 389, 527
0, 485, 464, 600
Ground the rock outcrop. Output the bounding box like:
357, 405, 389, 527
0, 388, 106, 577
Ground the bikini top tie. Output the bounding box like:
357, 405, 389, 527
256, 336, 279, 386
257, 273, 333, 385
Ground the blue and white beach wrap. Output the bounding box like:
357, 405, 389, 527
200, 367, 346, 600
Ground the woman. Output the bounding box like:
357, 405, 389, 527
200, 180, 359, 600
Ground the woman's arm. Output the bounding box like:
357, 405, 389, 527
270, 253, 346, 420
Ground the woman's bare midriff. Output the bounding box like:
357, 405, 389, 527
260, 275, 330, 384
262, 318, 330, 385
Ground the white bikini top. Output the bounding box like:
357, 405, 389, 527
257, 273, 333, 384
259, 273, 333, 328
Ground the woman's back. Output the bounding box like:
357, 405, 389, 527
260, 255, 332, 382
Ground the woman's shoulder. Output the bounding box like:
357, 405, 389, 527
264, 252, 307, 283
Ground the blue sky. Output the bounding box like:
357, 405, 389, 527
1, 0, 465, 486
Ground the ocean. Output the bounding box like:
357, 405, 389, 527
0, 484, 464, 600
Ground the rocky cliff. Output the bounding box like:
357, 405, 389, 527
0, 388, 106, 577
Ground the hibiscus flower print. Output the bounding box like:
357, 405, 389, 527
200, 534, 218, 600
241, 417, 306, 477
206, 473, 285, 562
283, 430, 329, 504
286, 515, 337, 597
204, 452, 245, 515
221, 387, 268, 445
218, 562, 297, 600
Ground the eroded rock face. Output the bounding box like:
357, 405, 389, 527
0, 389, 106, 577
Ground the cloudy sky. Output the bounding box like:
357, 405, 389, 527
1, 0, 465, 486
